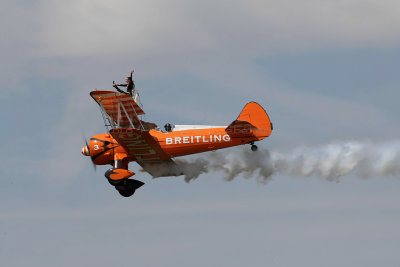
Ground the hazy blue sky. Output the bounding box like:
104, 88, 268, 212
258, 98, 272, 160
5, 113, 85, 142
1, 1, 399, 266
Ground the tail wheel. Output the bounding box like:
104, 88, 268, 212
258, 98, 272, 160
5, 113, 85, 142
249, 141, 258, 151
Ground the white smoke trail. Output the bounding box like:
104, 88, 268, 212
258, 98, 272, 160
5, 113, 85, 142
174, 141, 400, 183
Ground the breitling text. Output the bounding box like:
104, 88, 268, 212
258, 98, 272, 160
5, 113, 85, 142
165, 135, 231, 145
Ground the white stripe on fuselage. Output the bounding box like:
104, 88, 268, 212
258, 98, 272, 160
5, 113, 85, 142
172, 125, 226, 131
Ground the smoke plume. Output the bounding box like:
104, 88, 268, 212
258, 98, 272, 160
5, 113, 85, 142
174, 141, 400, 183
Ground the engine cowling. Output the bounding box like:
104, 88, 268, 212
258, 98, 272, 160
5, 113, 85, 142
81, 134, 120, 165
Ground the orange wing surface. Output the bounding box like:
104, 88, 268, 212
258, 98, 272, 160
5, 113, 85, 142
90, 91, 145, 128
110, 128, 183, 177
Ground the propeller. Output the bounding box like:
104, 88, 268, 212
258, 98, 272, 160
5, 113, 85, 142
82, 136, 97, 171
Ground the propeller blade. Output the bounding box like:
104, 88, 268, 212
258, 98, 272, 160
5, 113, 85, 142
82, 135, 97, 172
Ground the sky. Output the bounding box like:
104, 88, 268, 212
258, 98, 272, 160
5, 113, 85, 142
1, 0, 400, 266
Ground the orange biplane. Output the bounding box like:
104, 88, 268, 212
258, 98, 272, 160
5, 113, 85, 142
82, 90, 273, 197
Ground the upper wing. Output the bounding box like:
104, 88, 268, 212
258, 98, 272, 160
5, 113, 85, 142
90, 90, 145, 128
110, 128, 183, 177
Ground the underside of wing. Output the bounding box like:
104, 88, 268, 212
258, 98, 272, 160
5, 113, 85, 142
110, 128, 183, 177
90, 90, 151, 129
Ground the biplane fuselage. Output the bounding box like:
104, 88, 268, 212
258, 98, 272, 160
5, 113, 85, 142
82, 90, 272, 197
86, 126, 267, 164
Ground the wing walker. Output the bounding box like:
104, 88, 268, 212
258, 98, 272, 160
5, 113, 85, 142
82, 75, 273, 197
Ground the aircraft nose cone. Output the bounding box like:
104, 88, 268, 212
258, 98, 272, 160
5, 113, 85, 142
81, 146, 90, 156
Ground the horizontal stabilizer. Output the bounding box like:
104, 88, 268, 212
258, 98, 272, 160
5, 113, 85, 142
226, 120, 255, 132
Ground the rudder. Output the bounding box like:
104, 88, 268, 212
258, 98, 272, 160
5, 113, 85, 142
226, 102, 272, 140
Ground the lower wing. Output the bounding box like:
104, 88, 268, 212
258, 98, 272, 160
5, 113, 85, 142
110, 128, 183, 177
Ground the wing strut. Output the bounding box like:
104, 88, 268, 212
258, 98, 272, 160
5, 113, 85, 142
99, 99, 116, 130
90, 90, 148, 130
117, 99, 121, 128
118, 98, 136, 129
129, 101, 145, 130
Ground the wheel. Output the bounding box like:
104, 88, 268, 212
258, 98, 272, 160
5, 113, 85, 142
251, 144, 258, 151
115, 180, 136, 197
114, 179, 145, 197
117, 188, 136, 197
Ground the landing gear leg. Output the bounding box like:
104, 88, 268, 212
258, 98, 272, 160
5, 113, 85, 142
250, 142, 258, 151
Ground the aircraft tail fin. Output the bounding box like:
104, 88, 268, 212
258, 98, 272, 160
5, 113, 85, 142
225, 102, 272, 140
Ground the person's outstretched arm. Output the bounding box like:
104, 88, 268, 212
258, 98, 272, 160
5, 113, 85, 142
114, 83, 127, 87
113, 83, 128, 94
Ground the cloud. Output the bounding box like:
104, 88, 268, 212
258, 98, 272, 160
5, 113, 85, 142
4, 0, 400, 93
34, 0, 400, 59
2, 0, 400, 88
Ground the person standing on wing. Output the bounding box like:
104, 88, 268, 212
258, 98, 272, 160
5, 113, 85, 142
113, 69, 135, 96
